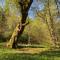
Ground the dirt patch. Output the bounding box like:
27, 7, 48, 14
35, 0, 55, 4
16, 48, 49, 54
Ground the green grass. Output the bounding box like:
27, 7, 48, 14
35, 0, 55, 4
17, 44, 48, 48
0, 42, 60, 60
0, 48, 60, 60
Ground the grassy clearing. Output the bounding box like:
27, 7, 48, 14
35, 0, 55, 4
0, 48, 60, 60
0, 43, 60, 60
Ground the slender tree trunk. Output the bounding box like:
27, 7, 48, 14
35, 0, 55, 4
47, 0, 58, 47
7, 0, 33, 48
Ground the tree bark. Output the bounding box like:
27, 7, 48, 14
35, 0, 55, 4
47, 0, 58, 47
7, 0, 33, 48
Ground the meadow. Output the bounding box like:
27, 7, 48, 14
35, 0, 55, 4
0, 43, 60, 60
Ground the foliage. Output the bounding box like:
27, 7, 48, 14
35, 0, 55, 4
0, 0, 60, 48
23, 17, 53, 47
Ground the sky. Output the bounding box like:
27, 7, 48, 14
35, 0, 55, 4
28, 0, 44, 19
0, 0, 5, 8
0, 0, 44, 19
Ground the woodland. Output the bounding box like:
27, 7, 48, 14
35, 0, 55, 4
0, 0, 60, 60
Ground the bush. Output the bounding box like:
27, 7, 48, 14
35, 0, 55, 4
18, 34, 28, 44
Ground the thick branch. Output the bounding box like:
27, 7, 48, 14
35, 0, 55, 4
7, 0, 33, 48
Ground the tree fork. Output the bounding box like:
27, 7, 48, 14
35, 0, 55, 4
7, 0, 33, 48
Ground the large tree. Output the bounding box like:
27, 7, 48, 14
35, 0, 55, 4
7, 0, 33, 48
36, 0, 59, 47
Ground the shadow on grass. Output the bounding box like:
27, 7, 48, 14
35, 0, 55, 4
0, 49, 60, 60
0, 42, 60, 60
39, 50, 60, 57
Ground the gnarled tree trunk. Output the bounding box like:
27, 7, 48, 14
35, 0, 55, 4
7, 0, 33, 48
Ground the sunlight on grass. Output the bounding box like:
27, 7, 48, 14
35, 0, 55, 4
0, 48, 60, 60
0, 52, 60, 60
0, 43, 60, 60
